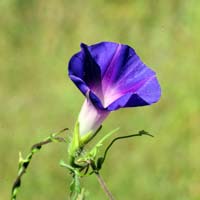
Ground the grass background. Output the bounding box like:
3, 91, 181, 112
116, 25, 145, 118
0, 0, 199, 199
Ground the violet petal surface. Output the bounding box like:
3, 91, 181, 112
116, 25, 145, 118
68, 42, 161, 111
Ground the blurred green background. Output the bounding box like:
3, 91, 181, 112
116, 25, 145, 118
1, 0, 199, 199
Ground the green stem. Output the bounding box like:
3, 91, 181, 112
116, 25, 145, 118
101, 130, 153, 167
94, 171, 115, 200
11, 128, 68, 200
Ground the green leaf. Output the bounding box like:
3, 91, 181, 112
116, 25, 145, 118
59, 160, 75, 171
69, 170, 82, 200
60, 160, 82, 199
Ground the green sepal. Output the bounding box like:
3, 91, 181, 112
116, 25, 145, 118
89, 127, 119, 159
80, 125, 102, 146
79, 130, 93, 145
68, 121, 81, 162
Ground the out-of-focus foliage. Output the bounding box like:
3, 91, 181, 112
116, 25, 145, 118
0, 0, 199, 199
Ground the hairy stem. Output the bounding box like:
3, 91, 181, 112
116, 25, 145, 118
94, 172, 115, 200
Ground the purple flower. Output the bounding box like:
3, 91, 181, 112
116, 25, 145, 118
68, 42, 161, 137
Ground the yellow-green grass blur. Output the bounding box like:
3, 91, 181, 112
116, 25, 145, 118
1, 0, 199, 199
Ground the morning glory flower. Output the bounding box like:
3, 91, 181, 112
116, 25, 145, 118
68, 42, 161, 139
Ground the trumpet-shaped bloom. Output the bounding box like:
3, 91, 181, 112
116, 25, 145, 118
68, 42, 161, 137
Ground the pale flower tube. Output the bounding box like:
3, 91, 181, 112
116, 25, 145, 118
78, 97, 110, 137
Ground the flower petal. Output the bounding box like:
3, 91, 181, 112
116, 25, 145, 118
96, 43, 161, 108
68, 42, 161, 111
86, 42, 120, 77
69, 75, 90, 96
68, 43, 102, 96
107, 76, 161, 111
